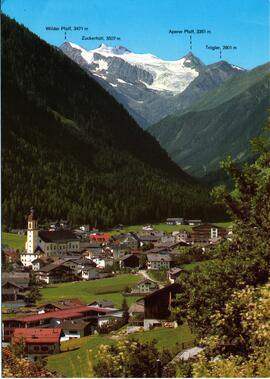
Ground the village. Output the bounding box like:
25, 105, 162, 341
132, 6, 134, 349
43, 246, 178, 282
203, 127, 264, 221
2, 207, 232, 373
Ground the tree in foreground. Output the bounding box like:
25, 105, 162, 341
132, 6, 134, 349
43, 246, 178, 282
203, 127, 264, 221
172, 122, 270, 338
94, 339, 172, 377
2, 347, 56, 378
193, 283, 270, 377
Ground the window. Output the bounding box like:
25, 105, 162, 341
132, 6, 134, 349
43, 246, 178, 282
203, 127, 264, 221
69, 330, 78, 334
41, 345, 49, 351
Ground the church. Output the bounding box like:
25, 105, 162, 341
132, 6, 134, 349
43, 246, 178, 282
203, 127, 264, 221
21, 208, 80, 267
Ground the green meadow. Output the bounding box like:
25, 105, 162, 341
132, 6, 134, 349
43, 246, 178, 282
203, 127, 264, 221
47, 324, 195, 377
40, 274, 143, 308
2, 232, 26, 250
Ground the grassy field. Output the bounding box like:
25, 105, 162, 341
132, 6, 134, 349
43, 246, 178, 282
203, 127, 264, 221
47, 324, 194, 377
108, 223, 193, 234
129, 323, 194, 351
2, 232, 26, 250
40, 274, 143, 308
108, 221, 232, 235
182, 259, 217, 271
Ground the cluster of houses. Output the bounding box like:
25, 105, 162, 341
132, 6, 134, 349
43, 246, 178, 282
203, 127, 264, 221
2, 208, 232, 362
3, 281, 183, 362
2, 208, 230, 301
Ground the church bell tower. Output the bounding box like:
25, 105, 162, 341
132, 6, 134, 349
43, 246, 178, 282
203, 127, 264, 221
26, 207, 39, 254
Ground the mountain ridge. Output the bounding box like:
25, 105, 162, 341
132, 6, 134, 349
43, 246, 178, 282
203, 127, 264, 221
60, 42, 245, 128
149, 62, 270, 177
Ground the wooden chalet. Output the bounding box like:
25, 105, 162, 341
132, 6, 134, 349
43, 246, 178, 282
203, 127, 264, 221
191, 223, 227, 243
143, 283, 182, 330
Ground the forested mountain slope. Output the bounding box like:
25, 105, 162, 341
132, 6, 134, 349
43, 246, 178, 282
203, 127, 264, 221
150, 63, 270, 177
2, 15, 223, 228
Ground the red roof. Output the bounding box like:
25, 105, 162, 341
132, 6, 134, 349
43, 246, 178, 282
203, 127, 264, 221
4, 250, 18, 257
15, 305, 113, 323
13, 328, 61, 344
89, 234, 111, 241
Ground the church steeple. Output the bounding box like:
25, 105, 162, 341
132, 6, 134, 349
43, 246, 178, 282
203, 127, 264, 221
28, 207, 38, 230
26, 207, 39, 254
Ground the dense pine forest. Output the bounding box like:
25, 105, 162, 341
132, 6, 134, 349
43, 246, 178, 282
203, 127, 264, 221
2, 15, 224, 228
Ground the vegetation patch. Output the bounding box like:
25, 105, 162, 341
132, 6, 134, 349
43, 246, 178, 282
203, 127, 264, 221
46, 325, 194, 377
2, 232, 26, 250
40, 274, 143, 308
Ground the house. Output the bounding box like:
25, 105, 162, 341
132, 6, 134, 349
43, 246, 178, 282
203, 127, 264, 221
119, 254, 140, 269
37, 260, 78, 284
137, 235, 162, 245
147, 254, 172, 270
92, 256, 114, 269
31, 257, 49, 271
2, 280, 28, 303
142, 225, 153, 231
130, 279, 159, 294
38, 299, 84, 313
186, 219, 202, 226
58, 320, 92, 341
2, 272, 30, 302
3, 305, 118, 341
12, 328, 62, 361
166, 218, 184, 225
111, 233, 141, 249
3, 249, 19, 264
168, 268, 184, 283
88, 300, 115, 308
143, 283, 182, 330
84, 246, 105, 259
97, 310, 123, 327
81, 267, 99, 280
63, 257, 96, 274
191, 223, 227, 243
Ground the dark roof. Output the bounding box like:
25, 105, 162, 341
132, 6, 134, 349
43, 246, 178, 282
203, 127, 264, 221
38, 230, 78, 243
138, 235, 160, 242
40, 299, 84, 309
34, 246, 45, 254
2, 272, 30, 287
2, 281, 22, 289
135, 279, 158, 286
142, 283, 182, 300
146, 247, 170, 254
147, 253, 172, 262
58, 320, 90, 330
88, 300, 114, 308
170, 268, 184, 275
120, 254, 138, 261
39, 260, 72, 273
31, 258, 46, 265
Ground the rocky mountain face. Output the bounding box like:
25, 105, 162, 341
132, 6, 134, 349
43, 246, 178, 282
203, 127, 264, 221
60, 42, 244, 128
149, 62, 270, 178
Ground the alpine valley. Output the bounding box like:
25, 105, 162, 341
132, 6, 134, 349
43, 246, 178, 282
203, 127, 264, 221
2, 15, 224, 228
60, 41, 270, 181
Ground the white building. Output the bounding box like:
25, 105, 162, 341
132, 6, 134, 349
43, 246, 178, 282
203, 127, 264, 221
21, 207, 80, 267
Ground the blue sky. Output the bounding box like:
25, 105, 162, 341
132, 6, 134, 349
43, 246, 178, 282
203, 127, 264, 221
3, 0, 269, 69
